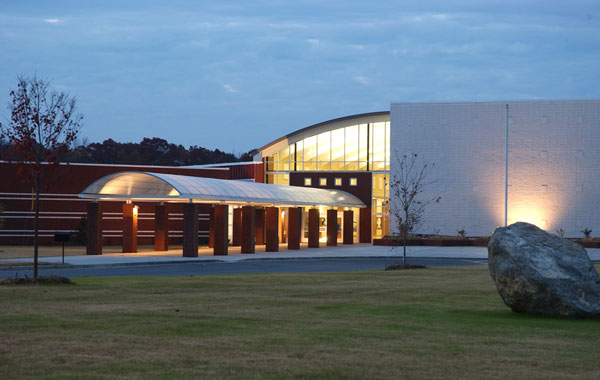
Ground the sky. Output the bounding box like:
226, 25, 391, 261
1, 1, 599, 154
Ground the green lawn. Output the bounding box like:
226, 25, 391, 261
1, 266, 599, 379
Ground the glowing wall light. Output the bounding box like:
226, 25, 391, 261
507, 207, 547, 229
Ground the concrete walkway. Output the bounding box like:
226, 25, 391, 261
2, 244, 599, 267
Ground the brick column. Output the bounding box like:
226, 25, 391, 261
241, 206, 255, 254
183, 203, 198, 257
327, 209, 338, 247
343, 210, 354, 245
232, 207, 242, 246
359, 207, 372, 243
255, 208, 265, 245
122, 203, 138, 253
213, 204, 229, 256
208, 206, 214, 248
308, 208, 319, 248
265, 206, 279, 252
154, 203, 169, 251
287, 207, 302, 250
86, 202, 102, 255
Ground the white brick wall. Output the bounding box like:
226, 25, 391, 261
389, 100, 600, 238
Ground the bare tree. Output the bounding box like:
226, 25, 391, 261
0, 75, 82, 283
390, 153, 440, 266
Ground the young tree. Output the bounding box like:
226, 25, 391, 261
0, 75, 82, 282
390, 153, 440, 266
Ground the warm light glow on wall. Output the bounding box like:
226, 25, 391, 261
133, 205, 139, 217
507, 207, 547, 229
489, 188, 568, 232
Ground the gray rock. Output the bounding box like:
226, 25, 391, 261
488, 222, 600, 317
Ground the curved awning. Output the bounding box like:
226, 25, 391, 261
78, 171, 366, 208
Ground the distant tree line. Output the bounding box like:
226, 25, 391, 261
0, 137, 257, 166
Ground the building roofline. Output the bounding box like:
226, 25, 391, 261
79, 171, 366, 208
391, 99, 600, 105
258, 111, 389, 153
186, 161, 261, 168
0, 160, 229, 170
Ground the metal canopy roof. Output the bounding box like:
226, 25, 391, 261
79, 171, 366, 208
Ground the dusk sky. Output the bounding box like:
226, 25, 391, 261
1, 1, 599, 154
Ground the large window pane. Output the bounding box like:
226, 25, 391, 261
277, 146, 290, 171
275, 173, 289, 185
331, 128, 345, 163
266, 155, 275, 171
345, 125, 359, 171
372, 122, 386, 164
373, 174, 385, 199
359, 123, 368, 171
372, 173, 387, 238
385, 122, 390, 169
303, 136, 316, 171
295, 141, 303, 171
385, 122, 390, 171
317, 131, 331, 171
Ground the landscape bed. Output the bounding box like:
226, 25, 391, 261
373, 237, 600, 248
1, 266, 599, 379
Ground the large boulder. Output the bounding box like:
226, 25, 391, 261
488, 222, 600, 317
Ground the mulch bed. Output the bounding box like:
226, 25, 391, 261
1, 274, 75, 285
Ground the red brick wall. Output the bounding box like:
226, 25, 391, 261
226, 162, 263, 181
0, 162, 227, 245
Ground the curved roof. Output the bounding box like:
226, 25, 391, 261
258, 111, 389, 156
79, 171, 366, 208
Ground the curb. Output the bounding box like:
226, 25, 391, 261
0, 255, 491, 271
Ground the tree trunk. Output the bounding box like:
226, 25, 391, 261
33, 180, 40, 284
403, 208, 409, 266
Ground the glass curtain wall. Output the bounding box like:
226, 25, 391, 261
265, 121, 391, 238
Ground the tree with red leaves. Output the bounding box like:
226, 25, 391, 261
0, 75, 82, 282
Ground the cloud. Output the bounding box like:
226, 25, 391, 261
1, 1, 598, 152
353, 76, 370, 85
223, 84, 238, 93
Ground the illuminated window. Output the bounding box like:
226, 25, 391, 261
319, 178, 327, 186
345, 124, 359, 171
358, 124, 368, 171
303, 136, 317, 171
334, 178, 342, 186
350, 177, 358, 186
331, 128, 345, 171
295, 140, 303, 171
317, 131, 331, 171
277, 146, 290, 171
304, 178, 312, 186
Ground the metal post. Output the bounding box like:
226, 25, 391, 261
62, 241, 65, 265
504, 104, 509, 227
